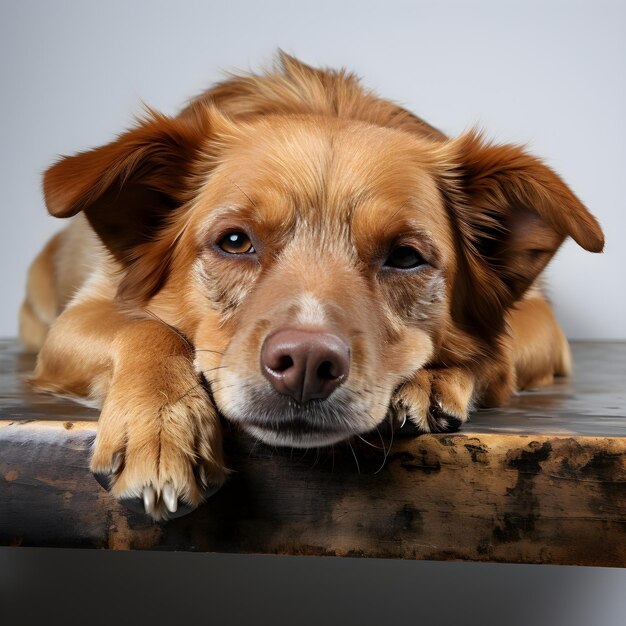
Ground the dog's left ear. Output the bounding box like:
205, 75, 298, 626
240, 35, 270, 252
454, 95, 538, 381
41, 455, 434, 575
437, 131, 604, 334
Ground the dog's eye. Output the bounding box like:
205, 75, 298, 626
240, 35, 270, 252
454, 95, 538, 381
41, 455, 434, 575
218, 231, 255, 255
384, 246, 426, 270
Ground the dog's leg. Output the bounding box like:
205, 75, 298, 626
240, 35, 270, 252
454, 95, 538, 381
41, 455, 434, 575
32, 298, 226, 519
506, 290, 572, 389
19, 233, 62, 353
20, 216, 100, 353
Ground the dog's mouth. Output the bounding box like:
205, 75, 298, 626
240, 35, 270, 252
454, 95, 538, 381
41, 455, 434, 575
246, 414, 345, 436
242, 419, 352, 448
214, 384, 385, 448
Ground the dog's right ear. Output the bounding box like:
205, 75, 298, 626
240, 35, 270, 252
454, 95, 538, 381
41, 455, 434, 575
43, 105, 230, 304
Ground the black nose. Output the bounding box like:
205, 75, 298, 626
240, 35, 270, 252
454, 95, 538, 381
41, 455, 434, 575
261, 329, 350, 403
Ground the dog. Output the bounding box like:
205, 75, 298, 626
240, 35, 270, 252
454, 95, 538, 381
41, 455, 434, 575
20, 53, 604, 519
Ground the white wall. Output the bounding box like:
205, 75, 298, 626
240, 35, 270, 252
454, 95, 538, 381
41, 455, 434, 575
1, 0, 624, 339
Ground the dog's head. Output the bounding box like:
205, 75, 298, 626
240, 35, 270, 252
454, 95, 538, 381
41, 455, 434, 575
43, 59, 604, 447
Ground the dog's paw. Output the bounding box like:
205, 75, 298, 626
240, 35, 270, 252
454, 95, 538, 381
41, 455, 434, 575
90, 380, 226, 521
390, 367, 475, 434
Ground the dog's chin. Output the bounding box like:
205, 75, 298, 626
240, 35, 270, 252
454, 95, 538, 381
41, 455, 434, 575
242, 422, 354, 448
213, 380, 389, 448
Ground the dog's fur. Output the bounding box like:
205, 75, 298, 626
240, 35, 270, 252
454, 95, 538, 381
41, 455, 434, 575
21, 53, 604, 519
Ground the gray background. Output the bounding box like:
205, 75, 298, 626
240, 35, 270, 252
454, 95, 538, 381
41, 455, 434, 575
0, 0, 625, 339
1, 1, 625, 624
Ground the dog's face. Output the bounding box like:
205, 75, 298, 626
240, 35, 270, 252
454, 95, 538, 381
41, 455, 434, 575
186, 117, 453, 446
44, 97, 604, 448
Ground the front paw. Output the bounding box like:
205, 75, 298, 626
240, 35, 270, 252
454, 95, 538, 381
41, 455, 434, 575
390, 367, 475, 434
90, 381, 226, 520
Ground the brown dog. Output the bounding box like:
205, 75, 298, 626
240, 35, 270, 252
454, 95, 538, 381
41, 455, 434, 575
20, 53, 604, 519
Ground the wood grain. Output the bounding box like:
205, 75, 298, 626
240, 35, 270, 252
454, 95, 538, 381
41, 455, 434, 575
1, 340, 624, 565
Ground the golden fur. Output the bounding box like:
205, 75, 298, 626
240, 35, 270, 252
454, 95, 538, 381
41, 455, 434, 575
21, 53, 604, 519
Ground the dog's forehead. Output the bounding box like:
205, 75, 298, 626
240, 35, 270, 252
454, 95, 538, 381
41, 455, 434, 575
200, 118, 449, 248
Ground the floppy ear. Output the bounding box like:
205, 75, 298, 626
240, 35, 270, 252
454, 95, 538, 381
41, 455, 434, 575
439, 131, 604, 336
43, 105, 215, 305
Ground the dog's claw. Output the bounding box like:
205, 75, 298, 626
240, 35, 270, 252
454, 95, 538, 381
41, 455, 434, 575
395, 418, 423, 436
163, 483, 178, 513
111, 451, 123, 474
142, 486, 156, 514
92, 471, 111, 491
93, 468, 223, 520
438, 415, 463, 433
198, 466, 207, 488
202, 483, 221, 500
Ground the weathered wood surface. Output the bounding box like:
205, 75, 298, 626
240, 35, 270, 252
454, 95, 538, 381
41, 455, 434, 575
1, 339, 624, 566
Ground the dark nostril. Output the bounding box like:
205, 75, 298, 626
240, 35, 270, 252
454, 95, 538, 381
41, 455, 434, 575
274, 354, 294, 373
316, 360, 337, 381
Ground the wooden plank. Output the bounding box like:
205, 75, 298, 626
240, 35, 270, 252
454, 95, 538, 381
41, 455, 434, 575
0, 340, 625, 565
